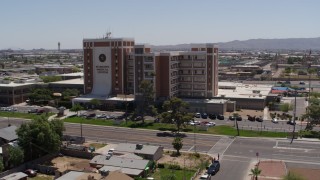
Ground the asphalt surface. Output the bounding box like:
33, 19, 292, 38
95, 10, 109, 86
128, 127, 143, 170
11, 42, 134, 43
1, 117, 320, 180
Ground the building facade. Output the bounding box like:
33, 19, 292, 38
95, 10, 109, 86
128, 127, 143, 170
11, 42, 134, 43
83, 37, 218, 101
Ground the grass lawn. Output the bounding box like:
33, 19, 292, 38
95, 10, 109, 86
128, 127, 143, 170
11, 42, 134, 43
0, 111, 53, 120
152, 168, 196, 180
88, 142, 107, 149
64, 117, 287, 138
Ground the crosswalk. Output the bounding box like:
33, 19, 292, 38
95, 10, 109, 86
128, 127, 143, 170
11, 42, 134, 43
207, 136, 235, 159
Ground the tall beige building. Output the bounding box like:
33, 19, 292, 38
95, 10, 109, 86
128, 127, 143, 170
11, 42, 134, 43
82, 36, 218, 101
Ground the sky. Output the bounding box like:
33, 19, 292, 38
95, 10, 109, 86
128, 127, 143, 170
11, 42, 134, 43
1, 0, 319, 49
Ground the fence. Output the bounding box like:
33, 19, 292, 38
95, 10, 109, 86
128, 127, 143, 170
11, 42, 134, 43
0, 153, 57, 178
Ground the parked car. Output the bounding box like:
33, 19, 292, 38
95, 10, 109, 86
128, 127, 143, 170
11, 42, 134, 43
195, 113, 201, 118
206, 122, 216, 127
229, 116, 235, 121
217, 114, 224, 120
255, 116, 263, 122
86, 113, 96, 119
207, 161, 220, 175
36, 109, 45, 115
299, 81, 305, 85
201, 113, 208, 119
96, 114, 107, 119
272, 118, 279, 123
247, 115, 255, 121
208, 114, 217, 120
28, 109, 38, 113
236, 116, 242, 121
287, 120, 296, 125
24, 169, 37, 177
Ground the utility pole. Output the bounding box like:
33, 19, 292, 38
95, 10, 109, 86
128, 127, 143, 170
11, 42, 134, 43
193, 123, 196, 153
291, 90, 297, 144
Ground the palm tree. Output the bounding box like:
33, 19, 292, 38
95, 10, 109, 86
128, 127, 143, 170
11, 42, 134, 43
250, 166, 261, 180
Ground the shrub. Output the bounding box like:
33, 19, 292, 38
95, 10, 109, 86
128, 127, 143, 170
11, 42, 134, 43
157, 163, 165, 168
193, 152, 200, 158
168, 163, 181, 170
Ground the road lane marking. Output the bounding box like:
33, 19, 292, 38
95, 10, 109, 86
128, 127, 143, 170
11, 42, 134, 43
188, 145, 194, 152
272, 153, 320, 159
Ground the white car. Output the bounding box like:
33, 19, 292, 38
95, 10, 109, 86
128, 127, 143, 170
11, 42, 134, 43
206, 122, 216, 127
272, 118, 279, 123
190, 121, 200, 126
195, 113, 201, 118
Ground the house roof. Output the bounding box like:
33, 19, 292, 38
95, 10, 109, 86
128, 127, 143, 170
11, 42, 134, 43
56, 171, 84, 180
0, 126, 18, 141
105, 171, 133, 180
115, 143, 160, 155
90, 155, 149, 170
0, 172, 28, 180
118, 153, 143, 160
99, 166, 143, 176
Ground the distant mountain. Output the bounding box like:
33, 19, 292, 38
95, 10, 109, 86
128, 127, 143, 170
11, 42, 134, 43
152, 37, 320, 51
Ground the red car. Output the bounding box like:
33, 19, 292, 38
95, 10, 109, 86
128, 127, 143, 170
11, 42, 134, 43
24, 169, 37, 177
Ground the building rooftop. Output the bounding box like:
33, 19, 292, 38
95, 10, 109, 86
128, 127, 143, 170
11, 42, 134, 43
99, 166, 143, 177
56, 171, 84, 180
182, 98, 229, 104
49, 78, 83, 85
115, 143, 160, 155
0, 126, 18, 141
0, 172, 28, 180
90, 155, 149, 170
217, 82, 272, 99
56, 72, 83, 77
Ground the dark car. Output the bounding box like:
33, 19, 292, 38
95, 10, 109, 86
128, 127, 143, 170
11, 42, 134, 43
217, 114, 224, 120
86, 113, 96, 119
287, 120, 296, 125
236, 116, 242, 121
229, 116, 235, 121
207, 161, 220, 175
24, 169, 37, 177
201, 113, 208, 119
209, 114, 217, 120
247, 115, 255, 121
28, 109, 38, 113
255, 116, 263, 122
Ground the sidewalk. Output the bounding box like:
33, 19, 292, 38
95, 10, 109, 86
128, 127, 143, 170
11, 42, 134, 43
245, 160, 287, 180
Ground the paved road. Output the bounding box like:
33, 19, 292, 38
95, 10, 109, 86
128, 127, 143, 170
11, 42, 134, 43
1, 118, 319, 180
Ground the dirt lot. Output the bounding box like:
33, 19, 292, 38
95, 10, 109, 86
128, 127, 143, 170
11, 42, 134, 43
46, 156, 91, 172
157, 151, 211, 170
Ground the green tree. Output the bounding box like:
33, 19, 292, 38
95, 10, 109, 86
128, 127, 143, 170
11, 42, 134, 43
250, 166, 262, 180
172, 137, 183, 156
16, 116, 63, 161
8, 146, 24, 167
62, 89, 80, 100
282, 171, 305, 180
70, 103, 85, 137
40, 76, 62, 83
0, 157, 4, 172
29, 88, 53, 105
90, 98, 101, 109
161, 97, 193, 133
280, 103, 292, 112
136, 80, 157, 123
50, 119, 65, 139
70, 103, 84, 116
72, 66, 81, 73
